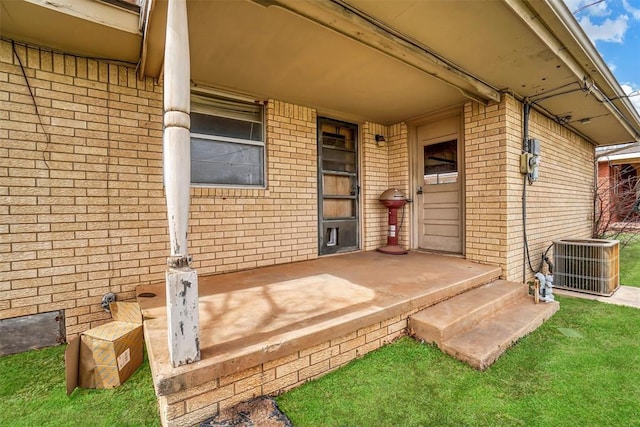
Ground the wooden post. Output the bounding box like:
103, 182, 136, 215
163, 0, 200, 367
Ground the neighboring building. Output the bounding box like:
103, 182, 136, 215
596, 143, 640, 231
1, 0, 640, 344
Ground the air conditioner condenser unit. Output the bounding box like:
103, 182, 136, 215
554, 239, 619, 296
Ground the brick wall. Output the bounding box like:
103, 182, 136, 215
157, 314, 407, 427
361, 122, 409, 251
0, 41, 165, 336
505, 96, 594, 281
388, 123, 410, 249
464, 94, 594, 282
1, 40, 594, 340
0, 41, 319, 338
464, 100, 509, 273
189, 100, 318, 275
361, 122, 389, 250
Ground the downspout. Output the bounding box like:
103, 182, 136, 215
137, 0, 154, 80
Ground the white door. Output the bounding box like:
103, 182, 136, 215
416, 117, 462, 253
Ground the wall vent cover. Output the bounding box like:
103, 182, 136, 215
554, 239, 619, 296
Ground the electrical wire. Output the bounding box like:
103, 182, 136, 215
521, 173, 537, 275
12, 41, 52, 171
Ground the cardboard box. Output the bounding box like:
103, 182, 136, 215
65, 302, 143, 395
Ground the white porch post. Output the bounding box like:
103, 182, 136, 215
163, 0, 200, 367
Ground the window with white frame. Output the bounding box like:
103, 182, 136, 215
190, 92, 265, 187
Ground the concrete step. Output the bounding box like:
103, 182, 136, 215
441, 298, 559, 370
409, 280, 528, 345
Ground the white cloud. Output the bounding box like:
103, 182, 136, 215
622, 0, 640, 19
579, 14, 629, 42
608, 62, 617, 72
621, 83, 640, 115
587, 1, 611, 17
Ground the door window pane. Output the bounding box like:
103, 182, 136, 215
424, 139, 457, 185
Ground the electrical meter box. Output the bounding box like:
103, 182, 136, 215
528, 138, 540, 155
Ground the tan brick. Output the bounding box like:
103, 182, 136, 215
157, 396, 185, 422
275, 355, 309, 379
298, 359, 331, 382
185, 384, 234, 412
329, 349, 357, 370
340, 335, 366, 353
262, 372, 298, 396
219, 365, 261, 387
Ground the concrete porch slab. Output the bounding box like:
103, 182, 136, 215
137, 251, 501, 425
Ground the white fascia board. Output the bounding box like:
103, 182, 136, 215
598, 153, 640, 163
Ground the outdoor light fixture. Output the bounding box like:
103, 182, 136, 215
375, 134, 386, 145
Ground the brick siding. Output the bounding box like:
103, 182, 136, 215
361, 122, 409, 251
157, 314, 408, 427
464, 94, 594, 282
0, 41, 319, 337
0, 41, 165, 335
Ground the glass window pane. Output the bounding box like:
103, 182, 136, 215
191, 138, 264, 186
322, 148, 356, 172
424, 139, 457, 185
191, 112, 263, 142
189, 92, 265, 187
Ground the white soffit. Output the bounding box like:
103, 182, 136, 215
347, 0, 639, 144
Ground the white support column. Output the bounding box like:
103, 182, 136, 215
163, 0, 200, 367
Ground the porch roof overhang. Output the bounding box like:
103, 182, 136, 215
138, 0, 640, 147
3, 0, 639, 146
0, 0, 142, 64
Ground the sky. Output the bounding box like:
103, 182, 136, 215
563, 0, 640, 114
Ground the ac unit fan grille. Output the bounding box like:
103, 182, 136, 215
554, 239, 619, 296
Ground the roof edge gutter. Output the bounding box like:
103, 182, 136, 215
137, 0, 154, 80
251, 0, 501, 105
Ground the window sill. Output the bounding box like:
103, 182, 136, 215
191, 186, 270, 199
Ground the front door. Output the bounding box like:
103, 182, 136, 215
416, 116, 462, 253
318, 118, 359, 255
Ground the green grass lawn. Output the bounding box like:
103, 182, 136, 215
0, 347, 159, 426
278, 297, 640, 426
620, 237, 640, 287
